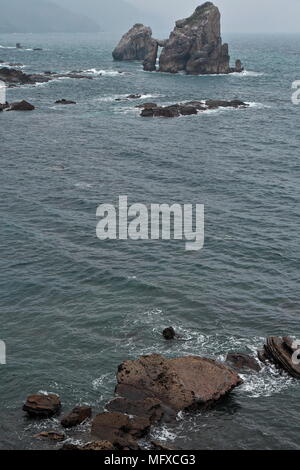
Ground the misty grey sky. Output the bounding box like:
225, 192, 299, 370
128, 0, 300, 33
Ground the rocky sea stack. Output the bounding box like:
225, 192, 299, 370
112, 2, 243, 75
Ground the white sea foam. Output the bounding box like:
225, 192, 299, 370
83, 68, 126, 77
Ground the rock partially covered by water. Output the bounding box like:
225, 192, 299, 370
226, 353, 261, 372
23, 394, 61, 418
140, 100, 248, 118
61, 405, 92, 428
159, 2, 242, 75
116, 354, 242, 411
9, 100, 35, 111
91, 412, 149, 450
259, 336, 300, 379
55, 99, 76, 105
106, 397, 164, 424
34, 431, 66, 442
112, 24, 157, 61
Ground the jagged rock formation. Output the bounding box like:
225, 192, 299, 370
159, 2, 241, 74
258, 336, 300, 379
112, 24, 158, 61
113, 3, 243, 75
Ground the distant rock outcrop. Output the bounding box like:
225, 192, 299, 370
159, 2, 242, 75
112, 3, 243, 75
112, 24, 157, 61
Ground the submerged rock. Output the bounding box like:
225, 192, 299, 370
8, 100, 35, 111
226, 353, 261, 372
91, 412, 149, 450
61, 405, 92, 428
159, 2, 242, 75
106, 397, 164, 424
23, 394, 61, 418
112, 24, 157, 61
140, 99, 248, 117
259, 336, 300, 379
55, 99, 77, 105
115, 354, 242, 411
0, 67, 93, 87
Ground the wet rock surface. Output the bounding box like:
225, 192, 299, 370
106, 397, 164, 424
0, 67, 93, 87
61, 405, 92, 428
91, 412, 149, 450
8, 100, 35, 111
259, 336, 300, 379
140, 100, 248, 117
34, 431, 66, 442
62, 440, 115, 451
226, 353, 261, 372
23, 394, 61, 418
116, 354, 243, 411
55, 99, 77, 105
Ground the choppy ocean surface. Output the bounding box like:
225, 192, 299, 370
0, 32, 300, 450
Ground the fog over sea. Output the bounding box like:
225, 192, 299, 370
0, 32, 300, 449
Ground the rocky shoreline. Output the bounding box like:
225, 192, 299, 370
21, 335, 300, 450
112, 2, 244, 75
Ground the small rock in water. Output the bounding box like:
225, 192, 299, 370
23, 394, 61, 418
61, 405, 92, 428
127, 94, 142, 99
9, 100, 35, 111
259, 336, 300, 379
55, 99, 76, 105
163, 327, 176, 340
226, 353, 261, 372
106, 397, 164, 424
34, 431, 66, 442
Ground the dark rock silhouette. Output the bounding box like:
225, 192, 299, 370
163, 327, 177, 340
140, 100, 248, 118
9, 100, 35, 111
23, 394, 61, 417
34, 431, 66, 441
55, 99, 77, 105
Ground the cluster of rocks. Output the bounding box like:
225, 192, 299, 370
138, 99, 249, 118
22, 335, 299, 450
23, 352, 243, 450
112, 2, 243, 75
0, 67, 93, 87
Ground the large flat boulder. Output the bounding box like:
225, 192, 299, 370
115, 354, 242, 411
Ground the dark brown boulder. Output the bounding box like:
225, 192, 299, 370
127, 94, 142, 99
34, 431, 66, 442
143, 41, 159, 72
91, 412, 149, 449
23, 394, 61, 418
116, 354, 242, 411
163, 327, 176, 340
61, 405, 92, 428
106, 397, 164, 424
9, 100, 35, 111
260, 336, 300, 379
226, 353, 261, 372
